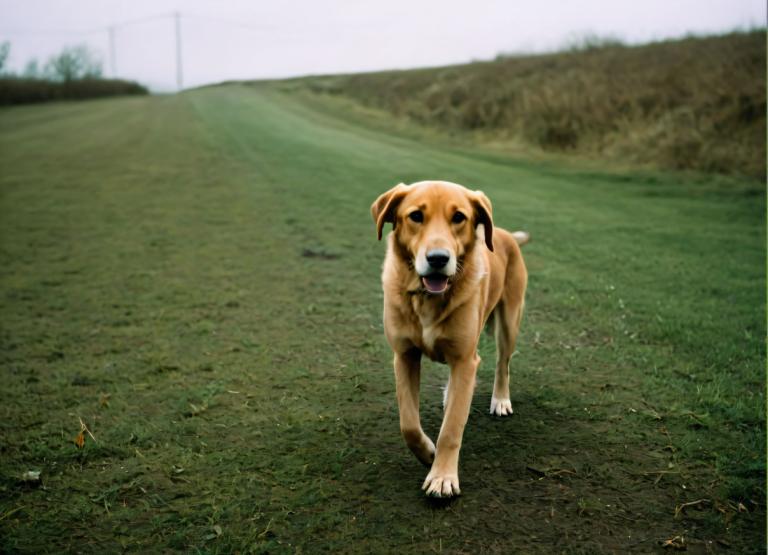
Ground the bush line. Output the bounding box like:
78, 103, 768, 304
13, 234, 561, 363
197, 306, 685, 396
0, 77, 148, 105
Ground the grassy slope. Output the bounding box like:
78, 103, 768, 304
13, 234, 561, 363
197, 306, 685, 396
290, 31, 766, 180
0, 86, 764, 553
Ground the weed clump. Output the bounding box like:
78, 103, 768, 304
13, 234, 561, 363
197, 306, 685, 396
300, 31, 766, 179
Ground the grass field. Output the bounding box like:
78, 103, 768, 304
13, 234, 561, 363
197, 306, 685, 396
0, 85, 764, 553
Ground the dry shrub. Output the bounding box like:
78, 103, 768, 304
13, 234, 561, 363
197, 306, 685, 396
307, 31, 766, 179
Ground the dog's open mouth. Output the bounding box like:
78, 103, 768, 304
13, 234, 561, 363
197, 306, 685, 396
422, 274, 450, 294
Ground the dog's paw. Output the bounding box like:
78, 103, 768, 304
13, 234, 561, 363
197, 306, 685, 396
409, 436, 436, 467
422, 470, 460, 498
490, 396, 513, 416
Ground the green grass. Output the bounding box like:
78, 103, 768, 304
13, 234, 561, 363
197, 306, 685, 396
0, 84, 764, 553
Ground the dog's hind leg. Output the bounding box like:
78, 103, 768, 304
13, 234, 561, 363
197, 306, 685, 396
490, 299, 523, 416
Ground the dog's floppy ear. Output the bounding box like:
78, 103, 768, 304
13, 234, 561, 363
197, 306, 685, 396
371, 183, 409, 240
472, 190, 494, 251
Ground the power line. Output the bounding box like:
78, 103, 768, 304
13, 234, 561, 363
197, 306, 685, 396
111, 13, 174, 30
0, 27, 106, 36
174, 12, 183, 90
108, 26, 116, 77
0, 11, 278, 91
0, 13, 174, 36
182, 12, 275, 33
0, 12, 181, 88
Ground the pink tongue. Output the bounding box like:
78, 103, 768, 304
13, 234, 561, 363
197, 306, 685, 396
422, 275, 449, 293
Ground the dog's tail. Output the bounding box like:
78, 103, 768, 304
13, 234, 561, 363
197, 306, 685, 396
512, 231, 531, 247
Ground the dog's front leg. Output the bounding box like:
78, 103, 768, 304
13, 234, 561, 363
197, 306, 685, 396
394, 349, 435, 466
422, 353, 479, 497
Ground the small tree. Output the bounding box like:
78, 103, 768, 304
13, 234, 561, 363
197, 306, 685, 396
23, 58, 39, 78
563, 32, 625, 52
44, 44, 102, 82
0, 42, 10, 74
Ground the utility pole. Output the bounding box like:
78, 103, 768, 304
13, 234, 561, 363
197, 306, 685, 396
174, 12, 183, 91
108, 26, 116, 77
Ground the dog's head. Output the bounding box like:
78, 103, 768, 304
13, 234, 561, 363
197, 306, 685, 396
371, 181, 494, 294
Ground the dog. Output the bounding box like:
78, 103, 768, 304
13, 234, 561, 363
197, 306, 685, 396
371, 180, 528, 497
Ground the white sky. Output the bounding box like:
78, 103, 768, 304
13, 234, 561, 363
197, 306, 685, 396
0, 0, 765, 91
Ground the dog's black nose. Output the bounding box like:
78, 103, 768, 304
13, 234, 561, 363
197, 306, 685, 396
426, 250, 450, 269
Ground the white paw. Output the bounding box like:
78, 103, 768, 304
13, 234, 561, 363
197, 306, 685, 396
422, 471, 460, 498
490, 396, 513, 416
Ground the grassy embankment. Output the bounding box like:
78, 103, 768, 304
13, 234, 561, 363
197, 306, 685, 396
0, 81, 764, 552
289, 30, 766, 180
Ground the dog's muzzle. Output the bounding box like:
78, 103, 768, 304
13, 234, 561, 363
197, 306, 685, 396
421, 249, 452, 294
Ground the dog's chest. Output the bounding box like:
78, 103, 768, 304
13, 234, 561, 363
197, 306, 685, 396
410, 299, 450, 363
420, 319, 440, 355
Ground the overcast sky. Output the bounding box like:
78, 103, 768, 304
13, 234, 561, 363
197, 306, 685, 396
0, 0, 765, 91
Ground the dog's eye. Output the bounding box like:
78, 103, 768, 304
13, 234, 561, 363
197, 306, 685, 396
452, 212, 467, 224
408, 210, 424, 223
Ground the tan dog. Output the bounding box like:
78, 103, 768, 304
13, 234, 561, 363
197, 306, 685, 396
371, 180, 528, 497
